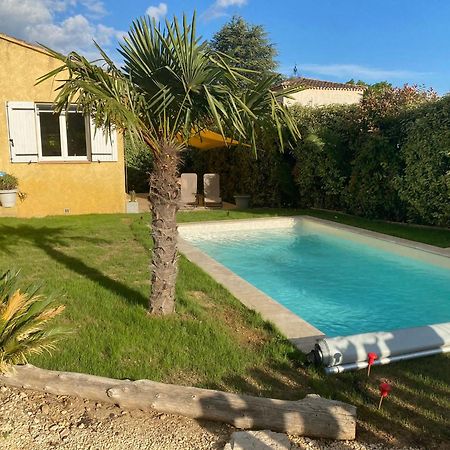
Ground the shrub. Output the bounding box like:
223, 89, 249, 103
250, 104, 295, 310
0, 173, 18, 190
290, 87, 442, 224
290, 105, 358, 209
125, 135, 153, 193
0, 270, 67, 373
347, 132, 405, 220
397, 97, 450, 226
181, 85, 447, 226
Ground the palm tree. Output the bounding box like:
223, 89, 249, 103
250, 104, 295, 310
39, 14, 300, 315
0, 271, 67, 372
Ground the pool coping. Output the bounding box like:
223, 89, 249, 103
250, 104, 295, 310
177, 215, 450, 352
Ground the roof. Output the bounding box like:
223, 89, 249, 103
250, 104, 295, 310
0, 32, 49, 56
276, 77, 367, 92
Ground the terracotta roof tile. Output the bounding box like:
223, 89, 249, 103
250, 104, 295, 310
277, 77, 367, 92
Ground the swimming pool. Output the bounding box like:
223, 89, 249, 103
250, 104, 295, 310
179, 217, 450, 337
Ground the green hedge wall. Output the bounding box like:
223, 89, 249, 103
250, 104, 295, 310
126, 91, 449, 227
397, 97, 450, 225
288, 94, 449, 226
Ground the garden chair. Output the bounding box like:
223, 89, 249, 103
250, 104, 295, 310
204, 173, 222, 207
179, 173, 198, 207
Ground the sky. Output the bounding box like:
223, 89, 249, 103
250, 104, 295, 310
1, 0, 450, 94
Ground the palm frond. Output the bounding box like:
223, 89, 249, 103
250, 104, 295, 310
38, 13, 301, 156
0, 271, 68, 373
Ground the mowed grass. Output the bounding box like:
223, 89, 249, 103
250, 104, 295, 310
0, 211, 449, 447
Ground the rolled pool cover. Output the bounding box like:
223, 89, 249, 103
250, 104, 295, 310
309, 322, 450, 374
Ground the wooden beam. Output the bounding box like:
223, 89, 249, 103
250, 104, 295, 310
1, 365, 356, 440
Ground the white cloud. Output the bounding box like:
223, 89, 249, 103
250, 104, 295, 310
216, 0, 246, 6
146, 3, 168, 21
300, 64, 427, 81
202, 0, 247, 21
0, 0, 123, 59
81, 0, 107, 17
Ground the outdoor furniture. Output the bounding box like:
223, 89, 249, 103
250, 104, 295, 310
203, 173, 222, 207
195, 193, 205, 207
179, 173, 197, 207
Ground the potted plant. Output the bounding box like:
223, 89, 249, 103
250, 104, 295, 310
0, 173, 19, 208
233, 194, 251, 209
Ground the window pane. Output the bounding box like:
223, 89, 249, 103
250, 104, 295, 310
39, 112, 61, 157
66, 112, 87, 157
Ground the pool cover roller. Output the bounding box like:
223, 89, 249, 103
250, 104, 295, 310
308, 322, 450, 373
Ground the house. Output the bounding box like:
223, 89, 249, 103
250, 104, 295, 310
276, 77, 367, 107
0, 33, 127, 218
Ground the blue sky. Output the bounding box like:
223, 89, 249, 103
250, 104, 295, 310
1, 0, 449, 93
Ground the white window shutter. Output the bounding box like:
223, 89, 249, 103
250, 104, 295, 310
6, 102, 39, 163
90, 119, 118, 162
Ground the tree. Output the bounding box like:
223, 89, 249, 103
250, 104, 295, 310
210, 15, 278, 85
40, 14, 299, 315
346, 79, 369, 86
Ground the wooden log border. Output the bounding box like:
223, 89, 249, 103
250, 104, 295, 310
1, 364, 356, 440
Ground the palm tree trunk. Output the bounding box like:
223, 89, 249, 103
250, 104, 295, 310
148, 142, 180, 315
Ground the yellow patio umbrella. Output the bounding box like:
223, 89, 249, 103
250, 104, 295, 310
187, 130, 242, 150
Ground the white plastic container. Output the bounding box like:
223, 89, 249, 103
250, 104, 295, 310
0, 189, 18, 208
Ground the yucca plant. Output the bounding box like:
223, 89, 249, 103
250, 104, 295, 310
38, 13, 300, 315
0, 271, 67, 373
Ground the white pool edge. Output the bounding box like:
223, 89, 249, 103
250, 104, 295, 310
178, 216, 450, 352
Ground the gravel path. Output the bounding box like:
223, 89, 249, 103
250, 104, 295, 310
0, 385, 424, 450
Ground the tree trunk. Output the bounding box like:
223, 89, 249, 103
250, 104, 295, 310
1, 364, 357, 440
148, 142, 180, 315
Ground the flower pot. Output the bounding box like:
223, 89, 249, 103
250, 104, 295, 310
234, 194, 251, 209
0, 189, 18, 208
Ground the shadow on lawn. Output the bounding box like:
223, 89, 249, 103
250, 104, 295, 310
0, 224, 148, 307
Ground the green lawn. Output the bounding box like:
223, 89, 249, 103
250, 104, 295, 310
0, 210, 449, 447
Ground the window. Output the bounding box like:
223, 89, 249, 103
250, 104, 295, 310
66, 110, 88, 157
6, 101, 118, 163
37, 104, 89, 161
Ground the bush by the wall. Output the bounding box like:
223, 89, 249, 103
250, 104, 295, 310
290, 105, 358, 210
125, 135, 153, 193
396, 97, 450, 226
288, 86, 446, 226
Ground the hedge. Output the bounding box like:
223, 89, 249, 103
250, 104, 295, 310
126, 90, 449, 227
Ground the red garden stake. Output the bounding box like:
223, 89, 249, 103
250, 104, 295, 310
378, 382, 392, 409
367, 352, 378, 376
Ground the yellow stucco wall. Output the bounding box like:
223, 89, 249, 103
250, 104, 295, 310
283, 88, 364, 107
0, 35, 126, 217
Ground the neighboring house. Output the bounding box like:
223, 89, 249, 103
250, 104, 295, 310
277, 77, 366, 107
0, 33, 127, 218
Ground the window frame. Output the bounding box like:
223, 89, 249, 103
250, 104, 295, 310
36, 104, 91, 162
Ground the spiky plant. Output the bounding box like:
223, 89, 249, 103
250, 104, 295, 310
0, 271, 67, 373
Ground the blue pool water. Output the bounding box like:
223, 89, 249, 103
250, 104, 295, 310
185, 224, 450, 336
